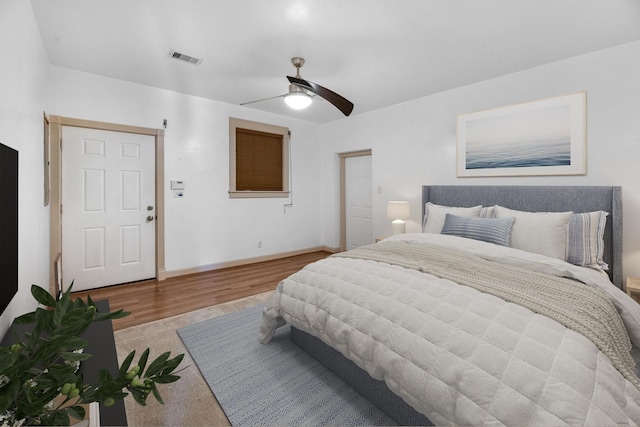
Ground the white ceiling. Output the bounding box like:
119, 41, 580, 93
30, 0, 640, 123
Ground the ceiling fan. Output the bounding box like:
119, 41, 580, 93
241, 57, 354, 117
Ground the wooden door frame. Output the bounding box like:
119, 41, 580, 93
46, 115, 166, 296
338, 149, 372, 252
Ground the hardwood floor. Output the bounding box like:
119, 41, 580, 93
71, 251, 330, 331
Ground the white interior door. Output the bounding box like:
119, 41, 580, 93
61, 126, 156, 292
345, 155, 373, 250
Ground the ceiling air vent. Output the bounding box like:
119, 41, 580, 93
168, 50, 203, 65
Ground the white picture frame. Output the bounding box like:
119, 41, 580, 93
456, 92, 586, 177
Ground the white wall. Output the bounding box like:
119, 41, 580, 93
322, 41, 640, 279
0, 0, 50, 335
48, 67, 324, 273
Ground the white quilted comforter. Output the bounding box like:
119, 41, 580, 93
260, 234, 640, 426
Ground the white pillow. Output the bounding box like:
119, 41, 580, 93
494, 205, 573, 260
423, 203, 482, 233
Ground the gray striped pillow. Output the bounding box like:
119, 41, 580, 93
479, 206, 495, 218
567, 211, 608, 270
441, 214, 516, 246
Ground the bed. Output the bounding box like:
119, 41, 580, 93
260, 185, 640, 425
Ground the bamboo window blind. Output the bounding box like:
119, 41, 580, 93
235, 128, 283, 191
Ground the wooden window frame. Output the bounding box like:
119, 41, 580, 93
229, 117, 290, 198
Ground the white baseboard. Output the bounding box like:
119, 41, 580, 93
164, 246, 338, 279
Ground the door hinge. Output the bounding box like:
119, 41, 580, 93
60, 204, 62, 215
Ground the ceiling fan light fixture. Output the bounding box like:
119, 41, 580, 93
242, 57, 353, 116
284, 89, 312, 110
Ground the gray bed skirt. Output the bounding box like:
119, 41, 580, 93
290, 326, 433, 426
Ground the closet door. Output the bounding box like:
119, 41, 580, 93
345, 154, 373, 250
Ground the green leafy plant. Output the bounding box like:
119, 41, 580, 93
0, 284, 184, 426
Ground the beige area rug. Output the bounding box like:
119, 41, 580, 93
114, 291, 274, 427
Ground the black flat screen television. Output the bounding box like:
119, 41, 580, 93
0, 142, 18, 316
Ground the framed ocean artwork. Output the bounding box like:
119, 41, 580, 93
456, 92, 586, 177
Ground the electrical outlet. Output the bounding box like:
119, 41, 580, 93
257, 241, 262, 248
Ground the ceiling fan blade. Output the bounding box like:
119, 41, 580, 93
240, 93, 286, 106
287, 76, 354, 116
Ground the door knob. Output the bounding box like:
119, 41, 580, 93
146, 215, 155, 222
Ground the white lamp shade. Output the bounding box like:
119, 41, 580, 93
386, 201, 410, 220
387, 201, 410, 235
284, 92, 312, 109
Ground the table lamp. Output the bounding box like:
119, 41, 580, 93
387, 201, 410, 234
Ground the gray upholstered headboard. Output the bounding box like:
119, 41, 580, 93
422, 185, 623, 289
